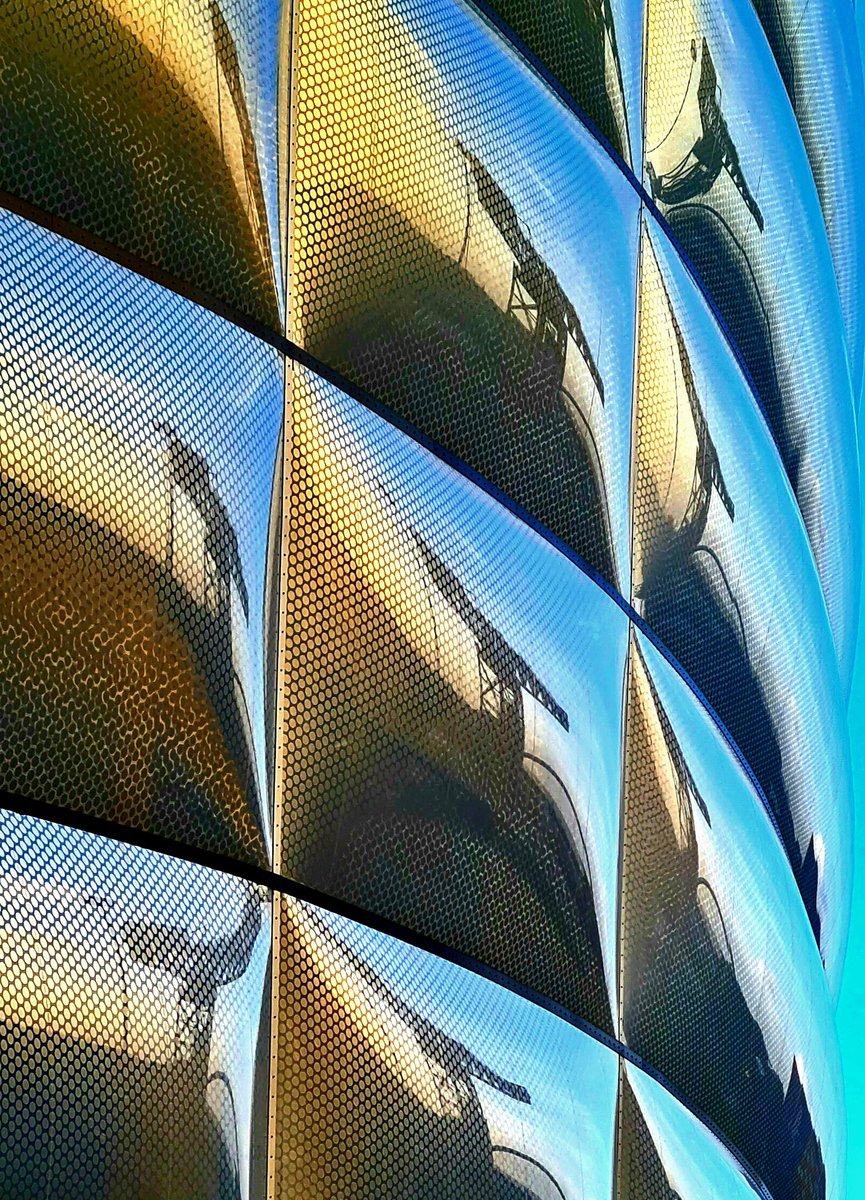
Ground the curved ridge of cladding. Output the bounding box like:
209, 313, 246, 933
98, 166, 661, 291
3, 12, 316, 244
632, 220, 853, 992
0, 0, 281, 332
642, 0, 861, 692
0, 208, 283, 871
621, 628, 844, 1200
285, 0, 639, 595
277, 363, 627, 1038
750, 0, 865, 404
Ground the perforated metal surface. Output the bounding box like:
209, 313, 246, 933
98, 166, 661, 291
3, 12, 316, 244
620, 630, 842, 1200
0, 210, 281, 868
0, 0, 858, 1198
631, 219, 853, 983
277, 365, 627, 1036
643, 0, 861, 690
0, 811, 271, 1200
0, 0, 281, 330
287, 0, 639, 590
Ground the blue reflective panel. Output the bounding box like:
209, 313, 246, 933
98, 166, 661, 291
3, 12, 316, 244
643, 0, 861, 690
619, 1064, 761, 1200
0, 809, 272, 1200
287, 0, 640, 589
272, 894, 618, 1199
620, 629, 844, 1200
0, 0, 282, 330
632, 219, 853, 988
0, 210, 283, 868
750, 0, 865, 402
277, 364, 629, 1035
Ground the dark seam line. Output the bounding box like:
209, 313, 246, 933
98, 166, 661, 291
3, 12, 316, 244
0, 192, 806, 911
0, 786, 773, 1200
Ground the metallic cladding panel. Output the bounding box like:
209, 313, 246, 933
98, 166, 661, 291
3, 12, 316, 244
459, 0, 640, 164
643, 0, 861, 691
286, 0, 640, 592
750, 0, 865, 403
0, 0, 282, 332
0, 210, 282, 869
632, 218, 854, 989
270, 893, 619, 1200
0, 810, 271, 1200
0, 0, 858, 1194
0, 805, 783, 1200
621, 629, 844, 1200
617, 1064, 763, 1200
277, 365, 628, 1036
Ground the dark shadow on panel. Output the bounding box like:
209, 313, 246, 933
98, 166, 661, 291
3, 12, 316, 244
621, 639, 826, 1200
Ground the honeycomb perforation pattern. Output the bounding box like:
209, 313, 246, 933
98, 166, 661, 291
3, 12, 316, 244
0, 210, 281, 868
0, 0, 280, 331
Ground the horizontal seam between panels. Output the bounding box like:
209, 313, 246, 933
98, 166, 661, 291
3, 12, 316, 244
0, 188, 816, 941
0, 786, 774, 1200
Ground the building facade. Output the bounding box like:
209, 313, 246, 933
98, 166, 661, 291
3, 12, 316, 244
0, 1, 860, 1198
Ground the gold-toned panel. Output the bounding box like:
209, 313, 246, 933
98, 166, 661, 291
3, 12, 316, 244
0, 212, 281, 867
0, 0, 279, 328
286, 0, 639, 587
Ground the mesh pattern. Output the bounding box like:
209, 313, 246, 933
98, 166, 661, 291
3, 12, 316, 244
270, 892, 620, 1200
631, 221, 853, 981
0, 0, 280, 330
643, 0, 860, 686
750, 0, 865, 402
277, 365, 629, 1036
0, 809, 271, 1200
620, 632, 841, 1200
477, 0, 631, 160
0, 211, 282, 868
616, 1072, 681, 1200
288, 0, 639, 590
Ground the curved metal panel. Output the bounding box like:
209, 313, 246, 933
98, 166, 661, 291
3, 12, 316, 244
620, 628, 845, 1200
631, 219, 853, 986
617, 1064, 762, 1200
271, 894, 618, 1199
276, 364, 629, 1035
0, 809, 272, 1200
465, 0, 642, 165
0, 0, 281, 330
287, 0, 640, 590
643, 0, 861, 689
0, 210, 282, 869
750, 0, 865, 402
